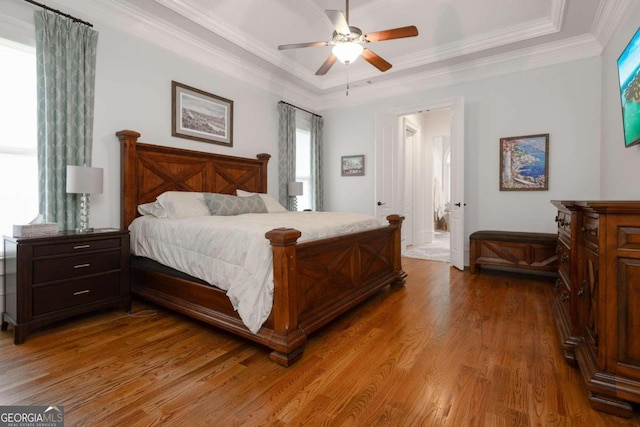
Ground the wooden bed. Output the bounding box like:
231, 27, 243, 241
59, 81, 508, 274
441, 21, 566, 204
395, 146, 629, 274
116, 130, 406, 366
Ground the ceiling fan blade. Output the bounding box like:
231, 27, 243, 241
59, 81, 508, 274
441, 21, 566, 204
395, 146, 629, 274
316, 54, 338, 75
361, 48, 392, 72
278, 41, 331, 50
325, 10, 350, 35
364, 25, 419, 43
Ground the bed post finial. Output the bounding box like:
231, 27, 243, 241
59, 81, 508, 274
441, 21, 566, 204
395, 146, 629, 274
116, 130, 141, 230
257, 153, 271, 193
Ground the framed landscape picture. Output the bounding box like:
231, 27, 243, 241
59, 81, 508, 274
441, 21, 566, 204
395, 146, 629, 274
499, 133, 549, 191
172, 81, 233, 146
341, 155, 365, 176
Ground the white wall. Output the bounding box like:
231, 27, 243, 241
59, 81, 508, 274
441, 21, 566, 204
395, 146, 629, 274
323, 58, 602, 247
600, 3, 640, 198
3, 1, 281, 231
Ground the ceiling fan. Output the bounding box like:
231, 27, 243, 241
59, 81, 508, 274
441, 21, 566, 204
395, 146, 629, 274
278, 0, 419, 76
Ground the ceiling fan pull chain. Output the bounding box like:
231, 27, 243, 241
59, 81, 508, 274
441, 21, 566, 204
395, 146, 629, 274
346, 64, 350, 96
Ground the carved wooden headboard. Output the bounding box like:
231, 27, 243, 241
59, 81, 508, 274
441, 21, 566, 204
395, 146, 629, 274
116, 130, 271, 229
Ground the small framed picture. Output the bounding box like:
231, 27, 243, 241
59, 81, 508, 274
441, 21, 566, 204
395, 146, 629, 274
341, 155, 365, 176
172, 81, 233, 146
499, 133, 549, 191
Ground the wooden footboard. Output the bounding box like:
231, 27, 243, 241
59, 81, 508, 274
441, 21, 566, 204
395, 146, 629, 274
265, 214, 406, 365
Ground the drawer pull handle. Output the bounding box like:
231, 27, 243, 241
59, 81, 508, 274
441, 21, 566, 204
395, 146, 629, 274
73, 244, 91, 249
73, 290, 90, 296
74, 263, 91, 269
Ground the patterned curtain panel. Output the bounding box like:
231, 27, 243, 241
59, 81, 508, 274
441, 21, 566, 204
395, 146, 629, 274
278, 103, 297, 211
35, 10, 98, 230
310, 114, 324, 211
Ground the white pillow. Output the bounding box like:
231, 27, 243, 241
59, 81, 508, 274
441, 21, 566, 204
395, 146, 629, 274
236, 189, 288, 213
137, 201, 167, 218
156, 191, 210, 218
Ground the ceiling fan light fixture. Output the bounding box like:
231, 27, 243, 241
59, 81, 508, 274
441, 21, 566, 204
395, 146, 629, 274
332, 42, 364, 64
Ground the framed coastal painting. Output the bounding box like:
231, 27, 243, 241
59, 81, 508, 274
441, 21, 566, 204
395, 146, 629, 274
341, 155, 365, 176
499, 133, 549, 191
172, 81, 233, 146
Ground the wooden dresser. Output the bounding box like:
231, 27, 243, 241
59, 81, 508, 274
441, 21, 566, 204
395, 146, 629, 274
2, 229, 130, 344
551, 201, 640, 417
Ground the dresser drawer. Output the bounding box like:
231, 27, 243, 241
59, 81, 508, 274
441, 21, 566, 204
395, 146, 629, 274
33, 238, 121, 257
33, 273, 120, 315
582, 213, 599, 251
556, 210, 572, 244
555, 274, 571, 320
557, 241, 571, 279
33, 251, 121, 284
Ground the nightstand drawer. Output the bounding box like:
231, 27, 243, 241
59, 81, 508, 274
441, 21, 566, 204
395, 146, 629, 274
33, 238, 121, 257
33, 273, 120, 315
33, 251, 121, 284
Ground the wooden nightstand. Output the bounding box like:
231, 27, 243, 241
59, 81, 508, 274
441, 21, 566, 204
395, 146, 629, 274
2, 228, 130, 344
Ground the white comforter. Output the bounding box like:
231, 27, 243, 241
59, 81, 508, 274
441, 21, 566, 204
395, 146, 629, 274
129, 212, 382, 333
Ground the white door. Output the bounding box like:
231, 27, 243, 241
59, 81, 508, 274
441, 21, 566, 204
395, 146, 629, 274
374, 113, 401, 225
376, 97, 465, 270
449, 98, 465, 270
403, 124, 415, 249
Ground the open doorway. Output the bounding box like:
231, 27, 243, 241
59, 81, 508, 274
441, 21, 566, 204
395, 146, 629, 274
401, 108, 452, 263
375, 96, 464, 269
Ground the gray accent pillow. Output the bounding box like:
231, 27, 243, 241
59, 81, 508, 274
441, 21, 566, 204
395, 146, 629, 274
204, 193, 267, 216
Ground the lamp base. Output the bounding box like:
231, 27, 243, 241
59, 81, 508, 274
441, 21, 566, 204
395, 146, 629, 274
77, 193, 92, 233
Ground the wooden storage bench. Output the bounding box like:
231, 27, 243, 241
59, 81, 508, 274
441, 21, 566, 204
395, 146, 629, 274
469, 230, 558, 275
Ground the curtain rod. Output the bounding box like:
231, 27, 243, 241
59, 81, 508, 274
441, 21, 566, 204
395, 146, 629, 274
279, 101, 322, 118
24, 0, 93, 27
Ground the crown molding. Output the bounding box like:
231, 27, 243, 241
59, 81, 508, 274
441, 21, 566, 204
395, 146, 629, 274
550, 0, 566, 30
150, 0, 567, 92
52, 0, 320, 109
153, 0, 326, 89
591, 0, 635, 47
318, 9, 566, 90
316, 33, 602, 111
395, 0, 565, 69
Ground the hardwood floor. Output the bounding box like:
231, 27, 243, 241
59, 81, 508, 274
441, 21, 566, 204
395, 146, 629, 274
1, 258, 639, 426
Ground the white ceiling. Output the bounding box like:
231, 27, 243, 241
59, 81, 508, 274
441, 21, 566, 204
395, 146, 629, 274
54, 0, 634, 109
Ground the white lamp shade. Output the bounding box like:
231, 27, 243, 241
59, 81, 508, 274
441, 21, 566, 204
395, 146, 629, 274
66, 165, 104, 194
332, 42, 364, 64
288, 182, 303, 196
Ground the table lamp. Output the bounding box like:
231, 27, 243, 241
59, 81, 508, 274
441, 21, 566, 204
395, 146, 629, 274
66, 165, 103, 232
288, 181, 303, 211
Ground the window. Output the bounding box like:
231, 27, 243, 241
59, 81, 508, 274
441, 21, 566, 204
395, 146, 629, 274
295, 114, 312, 211
0, 39, 38, 239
